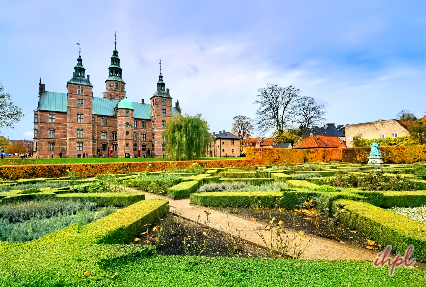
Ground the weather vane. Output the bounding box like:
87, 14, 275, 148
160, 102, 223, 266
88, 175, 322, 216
114, 31, 116, 49
159, 58, 162, 74
77, 42, 81, 56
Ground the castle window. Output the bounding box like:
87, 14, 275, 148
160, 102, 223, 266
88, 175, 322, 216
34, 129, 38, 139
112, 132, 117, 140
112, 143, 117, 151
162, 120, 166, 128
49, 114, 55, 123
115, 83, 118, 89
34, 113, 37, 123
126, 131, 129, 136
92, 117, 95, 125
102, 117, 107, 126
77, 142, 83, 151
134, 133, 137, 141
142, 144, 146, 151
77, 98, 84, 108
77, 86, 84, 95
162, 109, 166, 116
115, 95, 119, 99
392, 133, 398, 138
125, 122, 129, 128
134, 120, 137, 128
133, 143, 137, 151
77, 129, 83, 138
48, 129, 55, 139
126, 143, 129, 148
162, 143, 166, 151
77, 114, 83, 123
102, 143, 107, 151
102, 131, 107, 140
126, 110, 129, 117
142, 121, 146, 128
142, 133, 146, 141
48, 142, 55, 151
162, 99, 166, 106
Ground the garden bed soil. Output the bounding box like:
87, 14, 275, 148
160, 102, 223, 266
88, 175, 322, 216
131, 213, 272, 258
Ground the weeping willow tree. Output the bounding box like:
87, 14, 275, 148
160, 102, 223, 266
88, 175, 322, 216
162, 114, 214, 160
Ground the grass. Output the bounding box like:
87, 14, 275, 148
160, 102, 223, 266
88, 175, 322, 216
0, 157, 246, 166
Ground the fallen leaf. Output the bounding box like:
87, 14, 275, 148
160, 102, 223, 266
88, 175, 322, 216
299, 230, 304, 236
366, 246, 374, 250
367, 240, 375, 245
350, 230, 357, 233
134, 237, 141, 242
83, 271, 91, 278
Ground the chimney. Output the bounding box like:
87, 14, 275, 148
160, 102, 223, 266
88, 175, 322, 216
166, 88, 169, 96
223, 130, 225, 134
87, 75, 90, 81
142, 99, 145, 104
213, 132, 215, 135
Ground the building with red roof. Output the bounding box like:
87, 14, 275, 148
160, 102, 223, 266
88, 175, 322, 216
293, 135, 346, 149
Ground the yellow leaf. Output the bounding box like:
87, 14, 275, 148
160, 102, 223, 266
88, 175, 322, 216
83, 271, 91, 278
299, 230, 304, 236
367, 240, 375, 245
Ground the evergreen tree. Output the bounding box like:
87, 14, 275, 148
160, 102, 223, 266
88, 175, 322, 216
175, 99, 182, 114
162, 114, 213, 160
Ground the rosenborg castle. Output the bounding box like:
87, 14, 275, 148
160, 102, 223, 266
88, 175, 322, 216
34, 39, 180, 158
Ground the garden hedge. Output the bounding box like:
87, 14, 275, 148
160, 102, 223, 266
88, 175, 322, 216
0, 159, 258, 180
219, 178, 274, 185
271, 173, 292, 181
167, 180, 200, 199
333, 199, 426, 263
190, 191, 283, 208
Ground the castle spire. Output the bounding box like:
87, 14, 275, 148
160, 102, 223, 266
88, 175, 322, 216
67, 49, 92, 87
106, 32, 124, 83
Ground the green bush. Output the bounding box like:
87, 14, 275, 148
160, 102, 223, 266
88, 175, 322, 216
55, 193, 145, 207
333, 199, 426, 263
287, 180, 320, 190
291, 173, 322, 180
167, 181, 200, 199
190, 191, 283, 208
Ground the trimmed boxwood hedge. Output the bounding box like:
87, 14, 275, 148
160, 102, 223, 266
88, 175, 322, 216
219, 178, 274, 185
287, 180, 320, 189
271, 173, 292, 181
190, 191, 283, 208
333, 199, 426, 263
167, 180, 200, 199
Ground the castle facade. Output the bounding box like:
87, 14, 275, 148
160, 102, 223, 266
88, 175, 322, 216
34, 40, 180, 158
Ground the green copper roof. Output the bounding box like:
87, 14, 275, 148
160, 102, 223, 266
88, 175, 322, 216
38, 92, 179, 119
117, 97, 133, 110
38, 92, 67, 112
106, 75, 125, 82
93, 97, 119, 116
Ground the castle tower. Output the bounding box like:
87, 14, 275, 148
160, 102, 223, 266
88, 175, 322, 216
150, 59, 172, 158
116, 96, 133, 158
66, 51, 93, 158
104, 32, 126, 101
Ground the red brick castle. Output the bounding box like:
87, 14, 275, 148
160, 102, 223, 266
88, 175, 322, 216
34, 37, 180, 158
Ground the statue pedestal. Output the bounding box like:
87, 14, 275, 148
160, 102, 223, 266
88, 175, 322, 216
368, 156, 384, 164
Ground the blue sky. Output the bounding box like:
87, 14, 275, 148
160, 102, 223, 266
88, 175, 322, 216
1, 0, 426, 140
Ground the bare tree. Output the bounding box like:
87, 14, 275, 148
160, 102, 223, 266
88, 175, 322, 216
397, 109, 416, 122
295, 96, 326, 130
231, 115, 254, 139
254, 84, 301, 135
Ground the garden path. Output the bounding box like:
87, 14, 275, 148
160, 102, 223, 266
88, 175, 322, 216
130, 188, 378, 261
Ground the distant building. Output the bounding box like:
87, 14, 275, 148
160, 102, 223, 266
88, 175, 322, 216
209, 131, 240, 157
345, 119, 409, 148
293, 135, 346, 149
308, 123, 345, 142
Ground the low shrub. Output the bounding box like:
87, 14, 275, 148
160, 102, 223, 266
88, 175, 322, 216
0, 200, 98, 223
287, 180, 320, 190
219, 178, 274, 185
333, 199, 426, 263
291, 173, 322, 180
55, 193, 145, 207
0, 206, 115, 243
271, 173, 292, 181
0, 181, 72, 193
190, 191, 283, 208
197, 181, 289, 193
167, 181, 200, 199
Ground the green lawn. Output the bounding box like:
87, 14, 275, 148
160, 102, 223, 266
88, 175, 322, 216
0, 157, 246, 166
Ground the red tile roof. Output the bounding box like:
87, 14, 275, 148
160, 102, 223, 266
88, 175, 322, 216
241, 137, 262, 145
293, 135, 346, 149
261, 139, 274, 146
